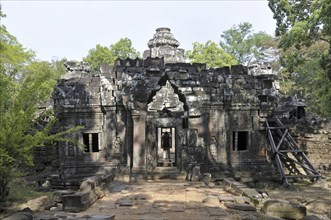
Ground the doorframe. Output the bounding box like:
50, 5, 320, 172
157, 127, 176, 166
145, 115, 184, 171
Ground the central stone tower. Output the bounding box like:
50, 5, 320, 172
143, 27, 185, 63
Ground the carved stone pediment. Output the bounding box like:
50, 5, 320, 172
148, 81, 184, 112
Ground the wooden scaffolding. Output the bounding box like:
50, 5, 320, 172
265, 117, 321, 185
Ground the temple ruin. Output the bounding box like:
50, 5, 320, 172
52, 27, 322, 186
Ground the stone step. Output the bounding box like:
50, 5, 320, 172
153, 166, 180, 173
157, 161, 174, 167
63, 162, 120, 175
148, 167, 185, 180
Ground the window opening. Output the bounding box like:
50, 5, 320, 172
232, 131, 236, 151
232, 131, 248, 151
237, 131, 248, 151
83, 133, 99, 152
182, 117, 188, 129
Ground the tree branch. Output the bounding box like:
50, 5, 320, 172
319, 37, 330, 44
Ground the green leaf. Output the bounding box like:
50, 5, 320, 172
186, 40, 238, 68
83, 38, 140, 71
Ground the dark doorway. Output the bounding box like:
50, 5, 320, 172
157, 127, 176, 166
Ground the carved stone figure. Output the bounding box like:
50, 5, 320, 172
209, 136, 218, 160
113, 137, 123, 155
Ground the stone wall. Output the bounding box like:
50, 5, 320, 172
280, 118, 331, 175
297, 133, 331, 173
52, 28, 279, 181
54, 58, 277, 178
33, 144, 59, 173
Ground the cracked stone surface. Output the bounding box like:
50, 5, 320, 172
30, 180, 279, 220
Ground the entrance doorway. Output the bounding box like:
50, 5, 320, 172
157, 127, 176, 166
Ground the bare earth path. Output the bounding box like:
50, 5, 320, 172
5, 178, 328, 219
61, 180, 275, 220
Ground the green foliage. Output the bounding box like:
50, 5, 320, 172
0, 26, 34, 79
84, 38, 140, 71
268, 0, 331, 79
6, 178, 52, 203
268, 0, 331, 116
110, 38, 140, 60
0, 9, 80, 188
278, 42, 331, 117
185, 40, 238, 68
0, 60, 75, 183
83, 44, 115, 72
268, 0, 330, 47
219, 22, 274, 65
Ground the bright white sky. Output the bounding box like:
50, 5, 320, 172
1, 1, 276, 62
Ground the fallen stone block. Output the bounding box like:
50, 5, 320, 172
231, 182, 248, 191
99, 203, 116, 210
25, 195, 54, 211
230, 182, 255, 196
68, 214, 90, 220
66, 217, 84, 220
50, 203, 63, 212
242, 189, 263, 205
80, 178, 96, 192
302, 215, 321, 220
206, 207, 228, 216
89, 214, 115, 220
202, 195, 220, 206
53, 189, 75, 203
223, 178, 243, 195
224, 202, 256, 211
202, 173, 212, 183
223, 178, 236, 187
139, 217, 166, 220
62, 187, 104, 212
53, 212, 76, 219
115, 197, 134, 207
223, 178, 263, 205
62, 191, 91, 212
35, 214, 57, 220
207, 182, 216, 188
242, 189, 260, 198
233, 196, 252, 204
261, 199, 306, 220
218, 196, 235, 203
2, 212, 33, 220
191, 166, 201, 181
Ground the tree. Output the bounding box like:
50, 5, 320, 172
268, 0, 331, 116
110, 38, 140, 60
268, 0, 331, 78
83, 45, 114, 72
0, 59, 78, 187
278, 42, 331, 117
219, 22, 274, 65
269, 0, 330, 47
185, 40, 238, 68
84, 38, 140, 71
0, 9, 78, 193
0, 26, 34, 80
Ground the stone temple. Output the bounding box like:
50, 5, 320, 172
51, 27, 322, 185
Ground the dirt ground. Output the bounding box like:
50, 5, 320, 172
73, 180, 278, 220
3, 178, 330, 220
263, 180, 331, 219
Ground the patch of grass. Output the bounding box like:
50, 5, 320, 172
6, 178, 52, 204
